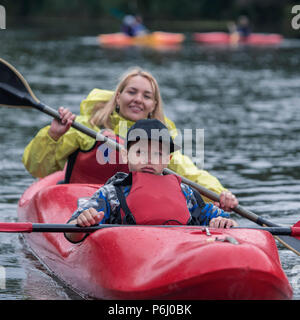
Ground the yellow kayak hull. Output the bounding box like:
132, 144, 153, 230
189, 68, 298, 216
98, 32, 185, 48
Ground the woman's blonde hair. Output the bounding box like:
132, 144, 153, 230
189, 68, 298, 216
90, 67, 165, 129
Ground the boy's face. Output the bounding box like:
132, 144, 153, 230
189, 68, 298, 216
122, 140, 171, 175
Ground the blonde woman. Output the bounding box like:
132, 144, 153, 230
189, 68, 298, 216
23, 67, 238, 210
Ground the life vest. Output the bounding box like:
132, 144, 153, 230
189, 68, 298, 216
115, 172, 191, 225
64, 132, 129, 184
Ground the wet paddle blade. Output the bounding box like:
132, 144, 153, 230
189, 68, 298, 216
0, 58, 40, 108
0, 58, 102, 141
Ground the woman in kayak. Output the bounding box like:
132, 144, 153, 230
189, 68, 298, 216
22, 67, 237, 208
65, 119, 238, 243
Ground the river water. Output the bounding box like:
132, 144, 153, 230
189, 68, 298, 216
0, 26, 300, 300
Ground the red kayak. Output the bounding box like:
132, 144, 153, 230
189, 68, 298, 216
18, 170, 293, 299
193, 32, 283, 45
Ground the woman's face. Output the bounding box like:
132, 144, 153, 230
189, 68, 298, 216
116, 75, 157, 122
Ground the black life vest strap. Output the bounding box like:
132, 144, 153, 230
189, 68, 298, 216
187, 187, 208, 225
64, 148, 81, 184
115, 185, 136, 225
190, 187, 206, 210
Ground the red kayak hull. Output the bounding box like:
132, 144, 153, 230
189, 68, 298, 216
193, 32, 283, 45
18, 171, 293, 299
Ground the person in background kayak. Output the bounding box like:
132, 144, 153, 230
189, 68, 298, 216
236, 15, 251, 39
227, 16, 251, 44
121, 15, 148, 37
22, 67, 238, 208
133, 15, 148, 36
65, 119, 238, 243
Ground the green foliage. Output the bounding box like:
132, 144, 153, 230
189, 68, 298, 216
0, 0, 297, 28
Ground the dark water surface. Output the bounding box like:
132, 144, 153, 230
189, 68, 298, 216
0, 27, 300, 299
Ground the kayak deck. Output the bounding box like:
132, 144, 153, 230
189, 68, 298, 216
18, 171, 293, 299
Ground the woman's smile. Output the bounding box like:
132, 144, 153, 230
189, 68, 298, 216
129, 104, 143, 113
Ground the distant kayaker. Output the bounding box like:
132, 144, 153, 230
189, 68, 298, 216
65, 119, 238, 243
22, 67, 237, 208
121, 14, 148, 37
227, 15, 251, 44
133, 15, 148, 36
237, 15, 251, 39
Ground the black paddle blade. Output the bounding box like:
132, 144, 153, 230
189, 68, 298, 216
0, 58, 39, 108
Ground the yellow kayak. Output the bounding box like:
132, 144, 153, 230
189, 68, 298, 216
98, 32, 185, 48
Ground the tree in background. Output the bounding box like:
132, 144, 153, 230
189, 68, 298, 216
0, 0, 298, 33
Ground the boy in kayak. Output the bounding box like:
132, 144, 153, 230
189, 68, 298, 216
65, 119, 238, 243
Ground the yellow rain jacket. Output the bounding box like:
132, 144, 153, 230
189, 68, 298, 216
22, 89, 226, 197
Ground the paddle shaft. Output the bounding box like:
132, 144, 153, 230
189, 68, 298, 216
38, 102, 300, 253
24, 103, 300, 231
34, 103, 278, 229
0, 79, 121, 151
25, 99, 279, 228
0, 67, 292, 228
164, 168, 277, 227
21, 99, 285, 228
34, 101, 122, 151
1, 222, 300, 237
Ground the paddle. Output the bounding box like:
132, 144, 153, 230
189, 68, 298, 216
0, 222, 300, 239
0, 58, 120, 150
1, 57, 300, 255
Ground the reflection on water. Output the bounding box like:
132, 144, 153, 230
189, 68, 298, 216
20, 237, 83, 300
0, 26, 300, 299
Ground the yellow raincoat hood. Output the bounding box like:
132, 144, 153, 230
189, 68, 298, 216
80, 88, 114, 117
